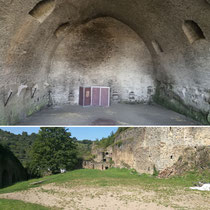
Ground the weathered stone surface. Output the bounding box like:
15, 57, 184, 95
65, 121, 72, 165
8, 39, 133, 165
158, 146, 210, 178
0, 0, 210, 124
83, 144, 113, 170
86, 128, 210, 175
50, 17, 154, 105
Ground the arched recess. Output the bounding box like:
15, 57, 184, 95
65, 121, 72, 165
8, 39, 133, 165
29, 0, 56, 23
182, 20, 205, 44
2, 170, 10, 188
49, 17, 155, 105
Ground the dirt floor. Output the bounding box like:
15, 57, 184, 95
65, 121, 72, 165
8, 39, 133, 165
0, 184, 209, 210
18, 103, 199, 125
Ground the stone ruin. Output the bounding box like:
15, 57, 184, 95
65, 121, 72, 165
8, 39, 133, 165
83, 127, 210, 176
1, 0, 210, 124
83, 146, 113, 170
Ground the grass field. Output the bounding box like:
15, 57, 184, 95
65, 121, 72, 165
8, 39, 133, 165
0, 199, 50, 210
0, 168, 209, 210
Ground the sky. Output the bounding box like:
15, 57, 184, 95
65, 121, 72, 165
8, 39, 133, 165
0, 127, 118, 141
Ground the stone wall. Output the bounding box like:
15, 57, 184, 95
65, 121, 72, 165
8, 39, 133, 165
49, 17, 155, 105
83, 143, 113, 170
0, 145, 27, 188
88, 128, 210, 174
83, 160, 112, 170
1, 0, 210, 124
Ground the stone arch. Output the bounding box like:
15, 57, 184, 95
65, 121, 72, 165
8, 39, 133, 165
182, 20, 206, 44
49, 16, 155, 105
2, 170, 10, 188
1, 0, 210, 125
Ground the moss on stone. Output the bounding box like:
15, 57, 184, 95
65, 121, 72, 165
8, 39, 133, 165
154, 87, 209, 125
27, 103, 47, 117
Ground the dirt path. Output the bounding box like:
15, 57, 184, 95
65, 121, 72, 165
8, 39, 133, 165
0, 184, 209, 210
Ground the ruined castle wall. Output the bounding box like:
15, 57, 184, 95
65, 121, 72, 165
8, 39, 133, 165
112, 128, 210, 174
83, 160, 112, 170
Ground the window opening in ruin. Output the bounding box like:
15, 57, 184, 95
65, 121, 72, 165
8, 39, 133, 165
103, 159, 106, 162
170, 155, 173, 159
152, 40, 164, 55
182, 20, 205, 44
29, 0, 55, 23
106, 152, 109, 155
105, 166, 109, 170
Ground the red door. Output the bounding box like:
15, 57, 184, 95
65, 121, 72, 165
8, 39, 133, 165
101, 88, 109, 107
92, 87, 100, 106
84, 88, 91, 106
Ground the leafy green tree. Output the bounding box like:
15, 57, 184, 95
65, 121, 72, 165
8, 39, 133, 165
28, 128, 78, 176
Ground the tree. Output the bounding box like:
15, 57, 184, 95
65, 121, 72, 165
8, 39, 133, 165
28, 128, 78, 176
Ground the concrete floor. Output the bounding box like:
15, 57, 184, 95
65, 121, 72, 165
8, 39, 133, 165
18, 103, 199, 126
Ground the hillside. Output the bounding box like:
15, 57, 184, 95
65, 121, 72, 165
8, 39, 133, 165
93, 127, 129, 149
0, 129, 93, 166
0, 130, 37, 166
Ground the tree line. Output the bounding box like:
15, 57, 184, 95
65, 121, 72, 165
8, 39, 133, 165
0, 127, 128, 177
0, 128, 92, 177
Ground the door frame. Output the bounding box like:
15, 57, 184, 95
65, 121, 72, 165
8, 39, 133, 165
80, 86, 110, 107
82, 87, 91, 107
91, 86, 110, 107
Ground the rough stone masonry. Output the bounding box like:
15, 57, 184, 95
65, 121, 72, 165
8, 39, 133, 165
83, 127, 210, 175
0, 0, 210, 124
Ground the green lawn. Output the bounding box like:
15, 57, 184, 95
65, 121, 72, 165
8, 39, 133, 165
0, 168, 209, 195
0, 168, 209, 210
0, 199, 50, 210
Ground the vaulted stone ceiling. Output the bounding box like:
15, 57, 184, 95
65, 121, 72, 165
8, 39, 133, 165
0, 0, 210, 124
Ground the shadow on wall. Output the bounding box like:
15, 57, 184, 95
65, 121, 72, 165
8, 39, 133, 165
49, 17, 155, 106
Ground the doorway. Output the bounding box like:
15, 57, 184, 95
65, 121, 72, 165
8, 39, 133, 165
79, 86, 110, 107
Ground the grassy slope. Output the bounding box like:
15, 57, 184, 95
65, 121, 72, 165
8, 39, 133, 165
0, 168, 209, 209
0, 199, 50, 210
0, 168, 209, 194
